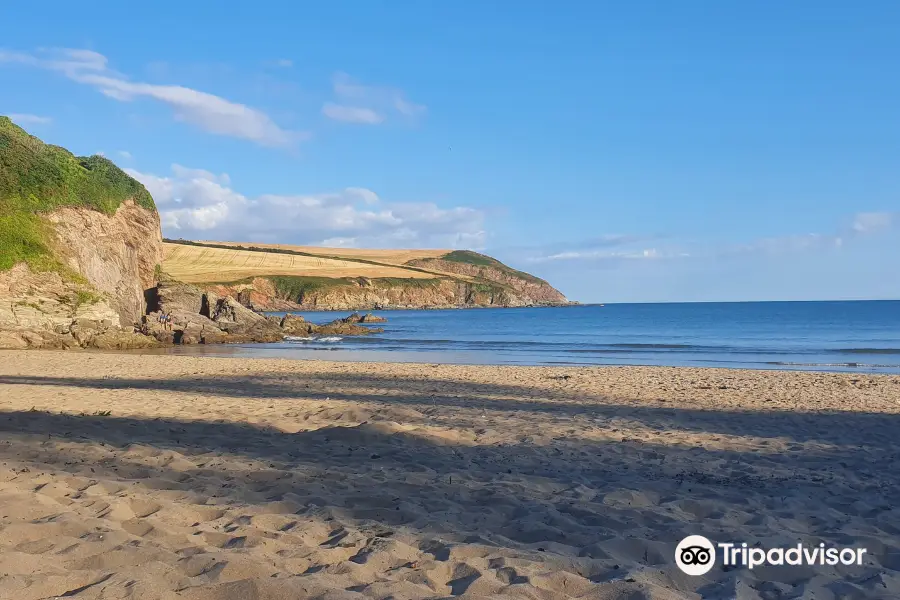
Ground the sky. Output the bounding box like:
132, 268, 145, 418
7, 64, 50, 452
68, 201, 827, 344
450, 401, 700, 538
2, 1, 898, 303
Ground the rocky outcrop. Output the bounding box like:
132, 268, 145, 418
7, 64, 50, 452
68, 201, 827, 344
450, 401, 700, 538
279, 313, 383, 336
46, 200, 162, 326
206, 278, 300, 312
279, 314, 309, 335
207, 276, 568, 311
343, 312, 388, 323
0, 200, 163, 349
317, 319, 384, 335
0, 263, 160, 350
197, 249, 570, 312
406, 258, 567, 305
144, 280, 284, 344
0, 315, 159, 351
0, 118, 164, 349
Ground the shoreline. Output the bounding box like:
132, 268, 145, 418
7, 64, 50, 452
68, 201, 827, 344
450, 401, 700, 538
259, 301, 580, 312
2, 350, 899, 598
118, 343, 900, 376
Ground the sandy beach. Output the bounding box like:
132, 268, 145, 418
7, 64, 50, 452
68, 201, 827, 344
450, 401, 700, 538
1, 350, 899, 599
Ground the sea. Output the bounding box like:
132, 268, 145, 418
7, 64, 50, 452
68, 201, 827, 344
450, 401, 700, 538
149, 300, 900, 374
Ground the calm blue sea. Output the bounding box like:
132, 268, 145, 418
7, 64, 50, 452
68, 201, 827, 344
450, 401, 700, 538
152, 301, 900, 374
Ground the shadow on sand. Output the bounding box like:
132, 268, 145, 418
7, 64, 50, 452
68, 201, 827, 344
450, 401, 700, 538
2, 371, 899, 597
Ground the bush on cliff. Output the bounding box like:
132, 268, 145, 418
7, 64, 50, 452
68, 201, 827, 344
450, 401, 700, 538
0, 116, 156, 272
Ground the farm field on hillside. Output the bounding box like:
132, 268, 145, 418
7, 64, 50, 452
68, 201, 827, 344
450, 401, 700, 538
162, 243, 438, 283
198, 241, 448, 266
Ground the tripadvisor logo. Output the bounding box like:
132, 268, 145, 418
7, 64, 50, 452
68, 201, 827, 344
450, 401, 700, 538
675, 535, 868, 575
676, 535, 716, 576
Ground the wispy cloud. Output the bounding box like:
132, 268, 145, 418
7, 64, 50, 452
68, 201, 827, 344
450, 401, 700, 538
722, 233, 844, 257
321, 102, 384, 125
852, 211, 895, 234
532, 247, 687, 263
0, 48, 304, 147
723, 211, 896, 257
126, 164, 484, 248
524, 210, 897, 266
519, 234, 676, 264
7, 112, 52, 125
322, 72, 426, 125
118, 150, 132, 160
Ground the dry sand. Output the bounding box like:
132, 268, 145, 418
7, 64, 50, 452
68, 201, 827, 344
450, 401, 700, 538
1, 350, 899, 599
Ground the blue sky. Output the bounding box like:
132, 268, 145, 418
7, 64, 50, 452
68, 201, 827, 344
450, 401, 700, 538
2, 1, 898, 302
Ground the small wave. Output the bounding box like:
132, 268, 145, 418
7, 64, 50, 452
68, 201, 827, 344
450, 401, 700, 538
284, 336, 343, 343
608, 343, 696, 349
836, 348, 900, 355
765, 361, 894, 368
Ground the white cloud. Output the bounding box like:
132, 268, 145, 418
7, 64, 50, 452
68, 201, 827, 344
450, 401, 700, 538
852, 212, 894, 234
724, 233, 841, 257
532, 247, 687, 263
724, 212, 896, 257
319, 237, 358, 247
1, 48, 303, 147
126, 164, 485, 248
322, 72, 426, 125
7, 113, 52, 125
525, 210, 895, 265
118, 150, 132, 159
322, 102, 385, 124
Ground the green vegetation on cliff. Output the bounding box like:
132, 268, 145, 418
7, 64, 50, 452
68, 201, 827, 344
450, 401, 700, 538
216, 275, 448, 303
0, 116, 156, 272
416, 250, 547, 285
270, 275, 355, 300
441, 250, 499, 268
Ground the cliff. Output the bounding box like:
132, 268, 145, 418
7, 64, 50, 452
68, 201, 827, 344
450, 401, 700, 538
161, 242, 569, 310
192, 250, 570, 311
0, 115, 571, 352
204, 276, 514, 311
0, 116, 163, 349
406, 250, 568, 305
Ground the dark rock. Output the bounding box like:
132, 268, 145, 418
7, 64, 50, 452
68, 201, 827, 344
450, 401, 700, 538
156, 279, 207, 315
0, 318, 158, 350
280, 314, 314, 336
317, 320, 384, 336
359, 313, 387, 323
146, 290, 284, 344
338, 312, 386, 324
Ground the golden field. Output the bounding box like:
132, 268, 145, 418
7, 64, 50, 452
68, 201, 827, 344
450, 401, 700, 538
162, 243, 441, 283
198, 241, 449, 266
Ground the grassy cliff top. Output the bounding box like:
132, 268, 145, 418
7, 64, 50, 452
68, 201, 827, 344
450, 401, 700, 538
432, 250, 548, 285
0, 116, 156, 271
0, 116, 155, 214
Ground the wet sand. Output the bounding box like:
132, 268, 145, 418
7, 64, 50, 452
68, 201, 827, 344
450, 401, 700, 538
1, 350, 899, 599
